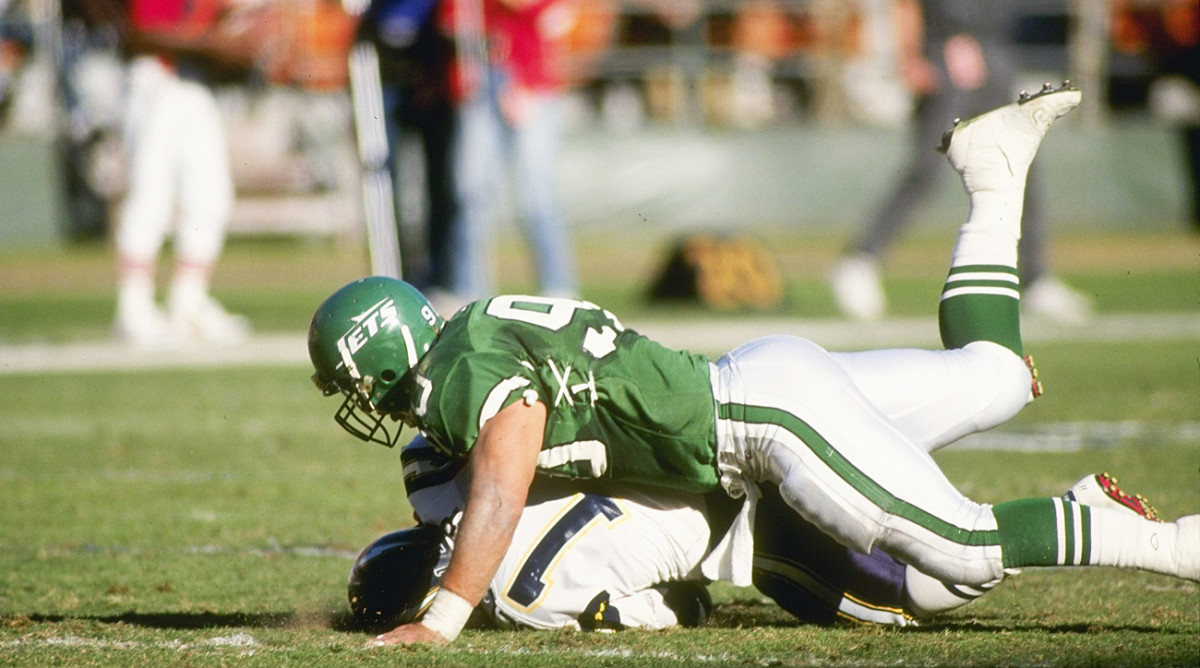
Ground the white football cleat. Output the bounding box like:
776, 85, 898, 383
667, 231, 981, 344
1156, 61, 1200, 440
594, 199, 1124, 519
1064, 472, 1160, 521
829, 254, 885, 321
169, 296, 251, 345
113, 303, 172, 349
1022, 275, 1094, 324
941, 82, 1082, 195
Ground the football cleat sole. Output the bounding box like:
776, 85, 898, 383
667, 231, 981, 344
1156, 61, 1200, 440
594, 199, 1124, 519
1023, 354, 1043, 400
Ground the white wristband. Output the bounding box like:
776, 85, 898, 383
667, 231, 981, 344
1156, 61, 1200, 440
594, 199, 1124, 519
420, 589, 473, 642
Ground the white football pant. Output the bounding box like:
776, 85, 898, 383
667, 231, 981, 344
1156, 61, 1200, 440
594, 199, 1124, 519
713, 335, 1031, 586
116, 56, 234, 266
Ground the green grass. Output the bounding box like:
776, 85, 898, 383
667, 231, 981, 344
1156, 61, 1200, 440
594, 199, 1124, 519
2, 227, 1198, 341
1007, 340, 1199, 427
1, 233, 1199, 667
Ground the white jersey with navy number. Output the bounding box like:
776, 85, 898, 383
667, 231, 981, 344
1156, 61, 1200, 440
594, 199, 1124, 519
402, 439, 712, 630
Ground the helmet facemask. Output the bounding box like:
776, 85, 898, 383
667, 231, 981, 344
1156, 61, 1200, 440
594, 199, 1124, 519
314, 372, 410, 448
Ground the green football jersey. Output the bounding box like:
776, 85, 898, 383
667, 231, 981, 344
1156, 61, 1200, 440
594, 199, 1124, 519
405, 295, 720, 493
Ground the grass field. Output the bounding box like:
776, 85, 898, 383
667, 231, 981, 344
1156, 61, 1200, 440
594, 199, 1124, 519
1, 229, 1198, 667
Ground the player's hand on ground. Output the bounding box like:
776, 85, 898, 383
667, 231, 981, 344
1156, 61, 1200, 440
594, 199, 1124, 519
366, 623, 449, 647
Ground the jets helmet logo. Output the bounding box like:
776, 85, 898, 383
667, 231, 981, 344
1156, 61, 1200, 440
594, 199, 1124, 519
336, 297, 401, 380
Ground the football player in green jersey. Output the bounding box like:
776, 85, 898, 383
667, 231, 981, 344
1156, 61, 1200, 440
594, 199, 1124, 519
309, 85, 1200, 646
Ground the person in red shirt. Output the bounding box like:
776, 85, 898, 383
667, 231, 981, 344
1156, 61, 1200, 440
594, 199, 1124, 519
442, 0, 579, 302
113, 0, 251, 346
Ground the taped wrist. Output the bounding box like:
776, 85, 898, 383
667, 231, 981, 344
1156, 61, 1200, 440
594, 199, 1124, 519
420, 589, 473, 641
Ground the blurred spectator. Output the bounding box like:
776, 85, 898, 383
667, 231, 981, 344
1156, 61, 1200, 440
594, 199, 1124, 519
263, 1, 356, 196
721, 1, 907, 127
445, 0, 579, 301
61, 0, 127, 239
356, 0, 461, 297
1, 0, 59, 136
1113, 0, 1200, 230
266, 0, 356, 92
841, 0, 914, 126
113, 0, 254, 347
829, 0, 1093, 323
729, 0, 792, 127
0, 0, 31, 128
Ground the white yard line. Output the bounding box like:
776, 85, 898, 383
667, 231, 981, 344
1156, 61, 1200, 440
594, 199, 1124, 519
0, 633, 761, 664
1, 313, 1196, 375
0, 334, 309, 374
949, 420, 1200, 451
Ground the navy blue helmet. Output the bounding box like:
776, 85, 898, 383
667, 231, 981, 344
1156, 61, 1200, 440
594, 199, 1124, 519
347, 524, 452, 628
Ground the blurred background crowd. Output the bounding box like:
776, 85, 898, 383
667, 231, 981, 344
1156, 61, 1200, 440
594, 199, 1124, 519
0, 0, 1196, 336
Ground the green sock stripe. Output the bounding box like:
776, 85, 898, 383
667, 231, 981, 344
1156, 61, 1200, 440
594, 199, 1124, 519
1079, 503, 1092, 565
1059, 500, 1094, 565
940, 265, 1022, 354
717, 402, 999, 548
941, 266, 1020, 299
1060, 498, 1076, 564
994, 498, 1062, 568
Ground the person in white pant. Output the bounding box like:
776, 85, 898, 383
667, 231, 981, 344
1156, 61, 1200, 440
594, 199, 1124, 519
113, 1, 249, 346
346, 436, 1162, 632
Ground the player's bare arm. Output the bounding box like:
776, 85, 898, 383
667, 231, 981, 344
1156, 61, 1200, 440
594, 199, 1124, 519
369, 400, 547, 646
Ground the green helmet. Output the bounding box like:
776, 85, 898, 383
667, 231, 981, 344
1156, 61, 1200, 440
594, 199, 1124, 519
308, 277, 443, 447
